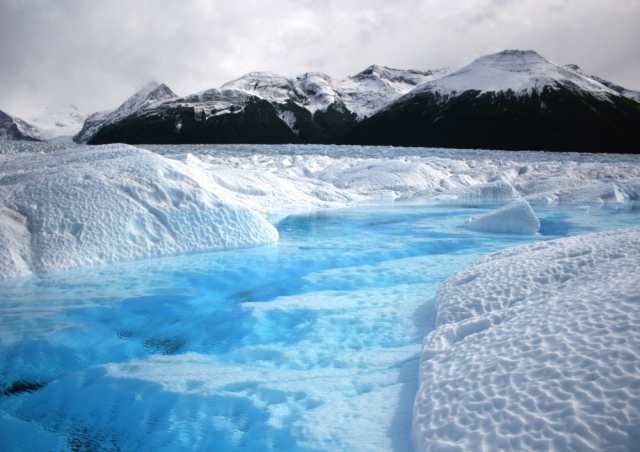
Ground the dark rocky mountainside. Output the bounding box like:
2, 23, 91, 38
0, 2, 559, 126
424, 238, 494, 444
0, 110, 41, 141
72, 50, 640, 153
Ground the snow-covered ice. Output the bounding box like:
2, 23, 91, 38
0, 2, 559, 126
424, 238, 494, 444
0, 144, 277, 279
1, 143, 640, 278
464, 199, 541, 235
415, 228, 640, 451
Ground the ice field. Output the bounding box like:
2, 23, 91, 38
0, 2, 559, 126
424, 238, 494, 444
0, 143, 639, 451
0, 202, 638, 451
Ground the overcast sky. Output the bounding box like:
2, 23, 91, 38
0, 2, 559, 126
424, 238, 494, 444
1, 0, 639, 118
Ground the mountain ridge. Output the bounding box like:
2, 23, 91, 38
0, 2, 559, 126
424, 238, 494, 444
8, 49, 633, 152
78, 64, 444, 145
348, 50, 640, 153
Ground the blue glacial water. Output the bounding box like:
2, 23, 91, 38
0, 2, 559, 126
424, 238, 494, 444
0, 202, 638, 452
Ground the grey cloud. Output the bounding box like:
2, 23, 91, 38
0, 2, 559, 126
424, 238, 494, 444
0, 0, 638, 118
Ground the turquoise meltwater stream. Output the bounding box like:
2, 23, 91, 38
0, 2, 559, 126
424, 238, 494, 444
0, 202, 638, 451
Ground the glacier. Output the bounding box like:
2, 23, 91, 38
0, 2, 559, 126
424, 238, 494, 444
1, 143, 640, 278
0, 142, 639, 451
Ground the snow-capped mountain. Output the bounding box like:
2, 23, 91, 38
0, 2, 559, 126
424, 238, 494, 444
28, 104, 86, 140
349, 50, 640, 153
74, 51, 640, 152
75, 82, 178, 143
338, 65, 448, 118
405, 50, 619, 98
221, 66, 447, 118
0, 109, 42, 141
82, 86, 297, 145
76, 66, 444, 144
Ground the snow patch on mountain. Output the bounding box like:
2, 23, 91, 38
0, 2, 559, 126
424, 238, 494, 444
277, 110, 299, 135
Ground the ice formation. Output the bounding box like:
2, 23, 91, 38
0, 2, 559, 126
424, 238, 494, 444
464, 199, 541, 235
2, 143, 640, 278
0, 144, 278, 279
0, 142, 639, 450
414, 228, 640, 451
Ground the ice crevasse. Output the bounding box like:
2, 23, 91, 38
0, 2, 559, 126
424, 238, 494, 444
0, 144, 279, 279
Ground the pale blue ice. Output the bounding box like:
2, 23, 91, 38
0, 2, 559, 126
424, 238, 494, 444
0, 202, 638, 451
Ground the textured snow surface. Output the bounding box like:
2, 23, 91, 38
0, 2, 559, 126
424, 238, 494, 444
2, 143, 640, 278
464, 199, 540, 234
409, 50, 621, 100
152, 146, 640, 219
0, 145, 277, 279
415, 228, 640, 451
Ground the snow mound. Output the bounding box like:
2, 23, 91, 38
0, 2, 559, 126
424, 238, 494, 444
464, 199, 540, 234
0, 145, 278, 279
414, 228, 640, 451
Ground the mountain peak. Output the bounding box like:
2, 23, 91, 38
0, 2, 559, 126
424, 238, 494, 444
113, 82, 177, 118
409, 49, 618, 98
358, 64, 386, 75
135, 81, 176, 100
354, 65, 404, 80
472, 49, 549, 71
